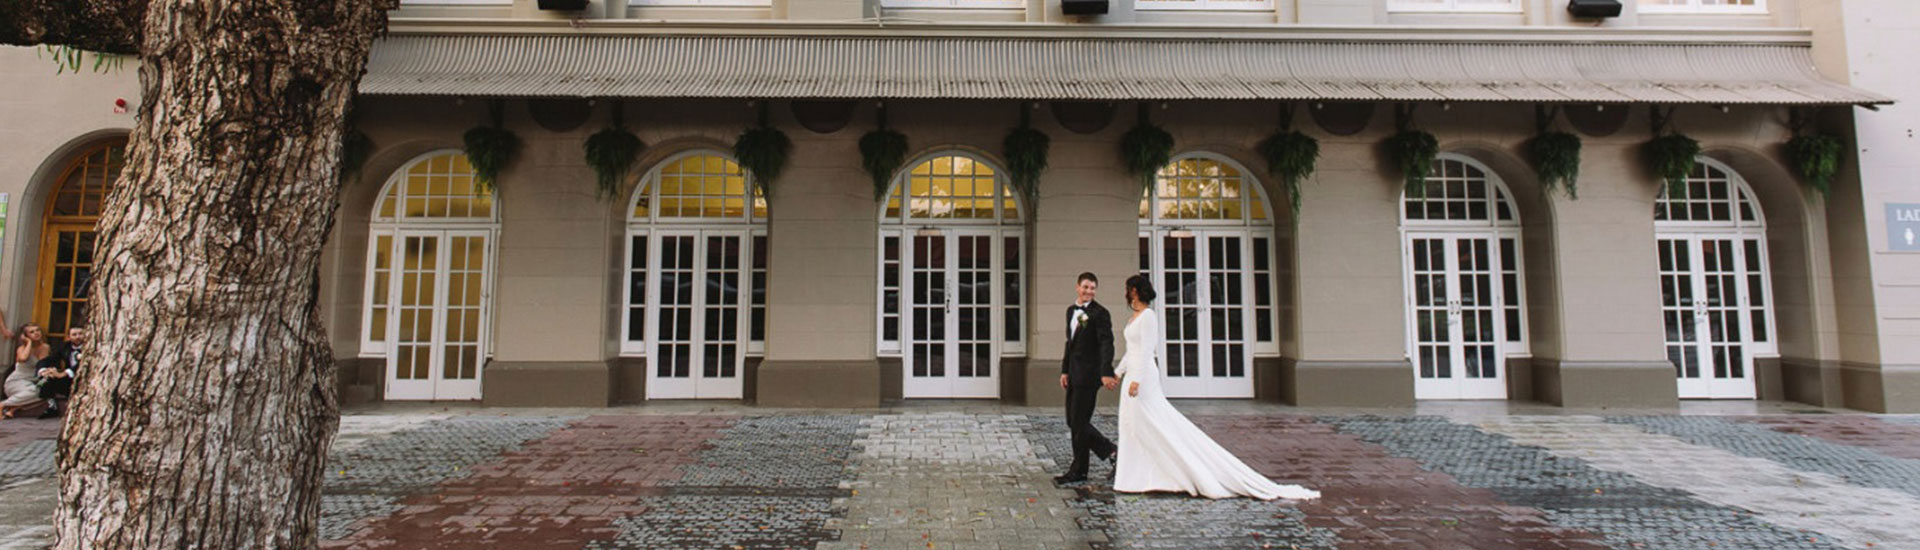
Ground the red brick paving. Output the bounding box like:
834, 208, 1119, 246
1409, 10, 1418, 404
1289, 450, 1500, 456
1746, 416, 1920, 460
325, 415, 734, 550
1195, 416, 1612, 550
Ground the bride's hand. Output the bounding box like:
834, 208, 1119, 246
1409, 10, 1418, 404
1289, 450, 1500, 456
1128, 382, 1138, 397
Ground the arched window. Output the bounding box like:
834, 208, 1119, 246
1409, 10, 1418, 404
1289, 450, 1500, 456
1399, 155, 1527, 400
1653, 158, 1774, 399
35, 140, 126, 344
361, 151, 498, 401
877, 152, 1025, 399
1137, 154, 1278, 399
622, 151, 767, 400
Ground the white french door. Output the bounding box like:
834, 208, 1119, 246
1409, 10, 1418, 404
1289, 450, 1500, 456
1139, 230, 1257, 398
1404, 233, 1510, 400
384, 229, 492, 401
902, 230, 1002, 398
1658, 234, 1773, 399
646, 230, 749, 399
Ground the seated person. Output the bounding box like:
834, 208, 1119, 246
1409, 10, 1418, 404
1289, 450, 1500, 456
35, 326, 87, 419
2, 323, 51, 418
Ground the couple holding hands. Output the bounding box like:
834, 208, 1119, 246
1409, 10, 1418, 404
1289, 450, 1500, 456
1056, 272, 1318, 501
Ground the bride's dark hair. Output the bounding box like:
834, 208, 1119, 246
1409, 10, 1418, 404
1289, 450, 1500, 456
1125, 274, 1157, 306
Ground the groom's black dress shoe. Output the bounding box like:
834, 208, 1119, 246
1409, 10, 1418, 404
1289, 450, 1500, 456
1099, 450, 1117, 463
1052, 474, 1087, 485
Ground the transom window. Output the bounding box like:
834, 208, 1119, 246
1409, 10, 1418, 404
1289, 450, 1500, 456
883, 154, 1021, 223
880, 0, 1022, 8
630, 0, 769, 7
35, 140, 126, 345
632, 153, 767, 222
1402, 158, 1518, 226
1135, 0, 1274, 11
374, 153, 494, 222
1653, 161, 1762, 228
1640, 0, 1764, 13
1388, 0, 1521, 12
1140, 157, 1272, 225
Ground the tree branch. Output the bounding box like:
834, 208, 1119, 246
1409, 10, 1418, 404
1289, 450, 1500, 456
0, 0, 148, 54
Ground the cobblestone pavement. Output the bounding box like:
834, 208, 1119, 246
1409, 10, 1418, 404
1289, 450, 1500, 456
6, 409, 1920, 549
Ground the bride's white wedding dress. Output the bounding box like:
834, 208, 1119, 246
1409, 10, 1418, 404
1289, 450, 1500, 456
1113, 308, 1320, 500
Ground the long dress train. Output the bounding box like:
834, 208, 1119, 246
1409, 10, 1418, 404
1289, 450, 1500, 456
1112, 308, 1319, 500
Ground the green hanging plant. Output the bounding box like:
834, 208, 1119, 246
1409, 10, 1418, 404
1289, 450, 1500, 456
1257, 128, 1318, 220
1644, 134, 1701, 197
860, 104, 909, 201
462, 100, 521, 194
1385, 129, 1440, 198
1786, 133, 1844, 199
584, 101, 645, 201
1528, 131, 1583, 199
1002, 105, 1050, 202
733, 102, 792, 197
339, 128, 373, 182
1120, 103, 1175, 189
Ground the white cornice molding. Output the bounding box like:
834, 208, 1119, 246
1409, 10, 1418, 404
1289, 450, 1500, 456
383, 18, 1815, 45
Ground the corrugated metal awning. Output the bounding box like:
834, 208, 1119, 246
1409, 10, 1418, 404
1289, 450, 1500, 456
359, 34, 1888, 105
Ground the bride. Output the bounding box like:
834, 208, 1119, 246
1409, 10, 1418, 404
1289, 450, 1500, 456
1112, 274, 1320, 500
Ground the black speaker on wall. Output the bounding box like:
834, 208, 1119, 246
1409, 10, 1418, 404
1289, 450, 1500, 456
538, 0, 589, 10
1567, 0, 1623, 18
1062, 0, 1107, 15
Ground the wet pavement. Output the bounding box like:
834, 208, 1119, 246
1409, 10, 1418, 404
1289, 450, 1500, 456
2, 402, 1919, 549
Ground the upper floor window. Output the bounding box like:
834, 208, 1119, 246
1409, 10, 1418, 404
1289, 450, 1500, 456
1639, 0, 1765, 13
1388, 0, 1521, 12
630, 0, 769, 6
397, 0, 510, 5
1135, 0, 1274, 12
880, 0, 1022, 8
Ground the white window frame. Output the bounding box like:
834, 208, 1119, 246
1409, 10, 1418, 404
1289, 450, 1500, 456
1134, 0, 1275, 12
619, 150, 769, 359
629, 0, 771, 7
880, 0, 1023, 9
1138, 152, 1282, 358
875, 151, 1028, 359
1638, 0, 1767, 14
1397, 154, 1531, 359
360, 150, 501, 360
1386, 0, 1523, 13
1653, 156, 1778, 358
398, 0, 511, 5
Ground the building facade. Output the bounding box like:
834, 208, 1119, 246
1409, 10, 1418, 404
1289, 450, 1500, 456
2, 0, 1914, 411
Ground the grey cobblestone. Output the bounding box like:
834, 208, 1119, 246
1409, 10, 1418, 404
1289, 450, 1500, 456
667, 415, 864, 489
1613, 416, 1920, 500
1329, 416, 1846, 550
0, 441, 54, 487
324, 415, 575, 493
316, 495, 398, 540
588, 495, 838, 550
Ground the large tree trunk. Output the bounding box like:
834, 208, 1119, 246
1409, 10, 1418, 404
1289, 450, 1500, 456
6, 1, 394, 548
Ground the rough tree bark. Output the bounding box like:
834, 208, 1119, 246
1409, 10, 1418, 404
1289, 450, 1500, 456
3, 1, 395, 548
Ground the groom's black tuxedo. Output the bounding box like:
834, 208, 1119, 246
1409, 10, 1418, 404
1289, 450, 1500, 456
1061, 300, 1117, 480
1061, 301, 1116, 387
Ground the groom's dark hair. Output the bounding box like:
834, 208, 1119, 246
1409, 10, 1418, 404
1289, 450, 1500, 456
1077, 272, 1099, 285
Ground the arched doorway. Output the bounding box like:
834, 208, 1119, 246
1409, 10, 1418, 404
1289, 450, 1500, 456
1654, 158, 1775, 399
1400, 154, 1528, 400
34, 140, 126, 345
876, 152, 1026, 399
360, 151, 498, 401
622, 151, 768, 400
1136, 153, 1279, 399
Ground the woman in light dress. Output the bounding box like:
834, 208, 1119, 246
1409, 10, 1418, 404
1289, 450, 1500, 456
2, 324, 52, 418
1112, 274, 1319, 501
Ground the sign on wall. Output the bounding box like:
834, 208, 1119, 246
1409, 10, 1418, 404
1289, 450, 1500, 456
0, 193, 9, 270
1888, 203, 1920, 252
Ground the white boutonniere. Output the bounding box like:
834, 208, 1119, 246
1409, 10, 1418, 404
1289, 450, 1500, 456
1074, 310, 1090, 326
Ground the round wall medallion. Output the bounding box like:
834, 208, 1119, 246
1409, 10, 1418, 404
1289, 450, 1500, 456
1309, 102, 1376, 136
1051, 101, 1117, 134
1564, 104, 1632, 137
791, 100, 857, 134
526, 98, 594, 133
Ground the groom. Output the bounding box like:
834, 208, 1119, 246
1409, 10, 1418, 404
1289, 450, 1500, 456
1056, 272, 1119, 485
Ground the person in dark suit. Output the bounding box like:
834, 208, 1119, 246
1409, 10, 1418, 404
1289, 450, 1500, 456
35, 326, 86, 419
1056, 272, 1119, 484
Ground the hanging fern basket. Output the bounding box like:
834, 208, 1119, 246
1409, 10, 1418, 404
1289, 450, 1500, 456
1120, 103, 1174, 190
1002, 106, 1051, 203
1527, 131, 1583, 199
860, 104, 910, 201
463, 100, 522, 194
585, 133, 644, 202
1257, 129, 1318, 220
1643, 133, 1701, 198
339, 128, 373, 182
1385, 130, 1440, 198
734, 102, 792, 197
1786, 133, 1844, 199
